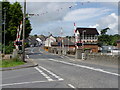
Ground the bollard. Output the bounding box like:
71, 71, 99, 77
75, 49, 83, 59
12, 49, 18, 58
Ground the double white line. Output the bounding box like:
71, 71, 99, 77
34, 66, 64, 81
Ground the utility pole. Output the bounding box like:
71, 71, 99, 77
68, 36, 70, 52
22, 0, 26, 62
61, 27, 64, 55
3, 8, 6, 54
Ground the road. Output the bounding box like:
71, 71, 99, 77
2, 47, 119, 89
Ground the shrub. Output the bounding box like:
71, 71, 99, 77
4, 42, 15, 54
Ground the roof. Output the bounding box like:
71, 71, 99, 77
63, 38, 75, 46
76, 27, 99, 35
51, 42, 59, 46
51, 38, 75, 46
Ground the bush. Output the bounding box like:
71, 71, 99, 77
4, 42, 15, 54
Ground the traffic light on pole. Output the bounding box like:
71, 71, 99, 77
76, 43, 82, 46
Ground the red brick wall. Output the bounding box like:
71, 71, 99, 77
83, 45, 98, 53
117, 43, 120, 49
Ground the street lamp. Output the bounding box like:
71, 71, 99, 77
82, 30, 86, 49
48, 32, 51, 48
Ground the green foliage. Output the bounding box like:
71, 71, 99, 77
98, 34, 120, 46
100, 27, 110, 35
0, 57, 25, 67
4, 41, 15, 54
2, 1, 32, 45
98, 27, 120, 46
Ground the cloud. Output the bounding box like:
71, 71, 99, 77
63, 8, 111, 21
89, 13, 118, 35
27, 2, 76, 35
7, 0, 120, 2
27, 2, 75, 24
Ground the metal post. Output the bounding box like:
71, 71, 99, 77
68, 37, 69, 52
82, 30, 86, 49
3, 8, 6, 54
22, 0, 26, 62
61, 27, 64, 55
48, 32, 50, 51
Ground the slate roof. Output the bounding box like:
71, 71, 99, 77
76, 27, 99, 35
51, 38, 75, 46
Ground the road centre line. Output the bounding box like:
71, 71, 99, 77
38, 66, 64, 81
31, 47, 35, 53
39, 47, 43, 54
1, 79, 60, 87
26, 55, 29, 59
49, 59, 120, 77
68, 84, 76, 89
34, 67, 53, 81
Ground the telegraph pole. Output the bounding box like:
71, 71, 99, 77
3, 8, 6, 54
22, 0, 26, 62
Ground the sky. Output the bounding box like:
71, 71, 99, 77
4, 0, 120, 36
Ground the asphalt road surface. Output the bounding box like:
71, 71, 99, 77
2, 47, 119, 89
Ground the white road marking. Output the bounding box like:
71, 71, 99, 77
31, 47, 35, 53
26, 55, 29, 59
34, 67, 53, 81
49, 59, 120, 77
60, 56, 64, 59
68, 84, 76, 88
39, 48, 43, 54
38, 66, 64, 81
1, 80, 60, 87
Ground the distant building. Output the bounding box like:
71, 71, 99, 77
51, 37, 75, 54
101, 46, 116, 53
44, 34, 56, 47
75, 27, 99, 52
117, 40, 120, 49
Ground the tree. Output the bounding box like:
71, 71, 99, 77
100, 27, 110, 35
2, 1, 32, 45
98, 34, 120, 46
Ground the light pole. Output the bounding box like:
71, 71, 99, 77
3, 8, 6, 54
60, 27, 64, 55
82, 30, 86, 49
67, 36, 70, 52
22, 0, 26, 62
48, 32, 51, 49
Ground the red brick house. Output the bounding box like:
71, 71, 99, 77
75, 27, 99, 53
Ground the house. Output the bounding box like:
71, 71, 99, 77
117, 40, 120, 49
75, 27, 99, 53
27, 36, 39, 47
44, 34, 56, 48
37, 35, 47, 45
51, 37, 75, 54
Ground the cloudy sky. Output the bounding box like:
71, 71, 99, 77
7, 0, 119, 36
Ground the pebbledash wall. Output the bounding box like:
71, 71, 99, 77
86, 54, 119, 62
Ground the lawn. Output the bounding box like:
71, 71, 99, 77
0, 58, 25, 68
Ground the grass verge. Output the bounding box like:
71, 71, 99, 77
0, 57, 25, 68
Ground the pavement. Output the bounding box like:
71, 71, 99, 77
0, 58, 38, 71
